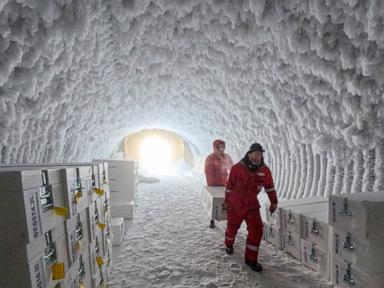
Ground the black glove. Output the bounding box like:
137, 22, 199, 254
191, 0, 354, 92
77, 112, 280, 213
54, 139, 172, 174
269, 203, 277, 214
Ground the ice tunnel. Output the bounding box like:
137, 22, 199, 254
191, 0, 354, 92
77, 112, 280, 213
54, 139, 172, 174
1, 0, 384, 197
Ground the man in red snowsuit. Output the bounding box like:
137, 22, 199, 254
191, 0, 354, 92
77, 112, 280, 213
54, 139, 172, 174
205, 139, 233, 186
224, 143, 278, 272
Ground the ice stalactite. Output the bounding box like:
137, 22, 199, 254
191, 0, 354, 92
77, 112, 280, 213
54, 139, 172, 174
280, 151, 290, 199
269, 145, 277, 185
362, 148, 376, 193
351, 150, 364, 193
317, 151, 328, 197
342, 149, 354, 194
303, 144, 314, 198
373, 141, 384, 193
271, 145, 282, 196
332, 150, 345, 195
287, 151, 297, 200
275, 147, 283, 194
271, 142, 383, 198
324, 150, 336, 196
297, 144, 307, 199
292, 149, 302, 199
309, 151, 321, 197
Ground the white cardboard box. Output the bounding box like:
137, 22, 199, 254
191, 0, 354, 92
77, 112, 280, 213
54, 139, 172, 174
77, 245, 93, 288
0, 251, 60, 288
97, 195, 111, 225
111, 217, 124, 246
86, 202, 103, 245
301, 238, 330, 280
102, 160, 139, 209
0, 169, 67, 245
91, 161, 108, 182
88, 238, 103, 279
202, 186, 227, 222
105, 238, 113, 276
281, 202, 328, 235
91, 265, 107, 288
264, 197, 328, 228
109, 178, 138, 203
281, 229, 301, 260
281, 202, 328, 260
329, 192, 384, 240
263, 223, 282, 249
301, 210, 330, 251
331, 256, 384, 288
110, 200, 136, 219
63, 261, 79, 288
0, 222, 69, 288
64, 174, 89, 218
331, 226, 384, 274
0, 221, 67, 265
0, 164, 96, 218
100, 217, 112, 257
65, 209, 90, 266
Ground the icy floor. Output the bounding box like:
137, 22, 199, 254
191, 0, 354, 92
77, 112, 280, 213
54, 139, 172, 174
109, 174, 333, 288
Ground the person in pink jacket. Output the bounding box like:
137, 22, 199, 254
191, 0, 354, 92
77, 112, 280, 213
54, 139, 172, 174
205, 139, 233, 186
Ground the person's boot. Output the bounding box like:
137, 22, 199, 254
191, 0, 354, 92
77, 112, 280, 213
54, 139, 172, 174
245, 260, 263, 272
209, 220, 215, 228
225, 246, 234, 255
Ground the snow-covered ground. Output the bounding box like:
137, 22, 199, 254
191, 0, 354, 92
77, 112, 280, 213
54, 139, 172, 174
109, 174, 333, 288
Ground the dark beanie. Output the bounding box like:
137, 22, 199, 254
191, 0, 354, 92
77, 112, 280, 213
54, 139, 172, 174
247, 143, 265, 154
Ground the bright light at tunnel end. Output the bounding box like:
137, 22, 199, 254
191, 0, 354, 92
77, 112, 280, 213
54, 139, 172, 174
139, 136, 172, 175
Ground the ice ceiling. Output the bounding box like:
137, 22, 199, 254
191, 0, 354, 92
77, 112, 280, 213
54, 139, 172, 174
0, 0, 383, 197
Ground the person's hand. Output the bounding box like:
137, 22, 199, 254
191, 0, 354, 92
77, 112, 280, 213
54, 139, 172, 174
222, 202, 229, 211
269, 203, 278, 214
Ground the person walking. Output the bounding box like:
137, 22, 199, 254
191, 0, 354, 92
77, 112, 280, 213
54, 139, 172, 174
205, 139, 233, 186
224, 143, 278, 272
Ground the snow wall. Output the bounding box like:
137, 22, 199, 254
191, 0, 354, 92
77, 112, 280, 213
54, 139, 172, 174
0, 0, 383, 198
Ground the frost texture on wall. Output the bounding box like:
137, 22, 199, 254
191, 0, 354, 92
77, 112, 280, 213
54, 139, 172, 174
0, 0, 383, 196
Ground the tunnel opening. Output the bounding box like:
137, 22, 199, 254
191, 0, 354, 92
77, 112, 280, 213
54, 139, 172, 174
119, 129, 195, 175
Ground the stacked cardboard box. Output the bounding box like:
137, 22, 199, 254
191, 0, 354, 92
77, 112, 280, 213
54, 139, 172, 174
0, 162, 112, 288
329, 193, 384, 288
280, 201, 328, 260
300, 209, 331, 280
262, 197, 327, 251
261, 196, 332, 281
111, 218, 124, 246
94, 160, 138, 219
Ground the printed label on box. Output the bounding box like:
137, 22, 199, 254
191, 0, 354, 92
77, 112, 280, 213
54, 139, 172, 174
25, 190, 43, 240
30, 257, 44, 288
68, 229, 77, 263
332, 202, 336, 223
335, 264, 340, 284
69, 184, 78, 217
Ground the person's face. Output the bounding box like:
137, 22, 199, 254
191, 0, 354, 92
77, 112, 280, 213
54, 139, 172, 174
248, 151, 263, 163
215, 144, 225, 155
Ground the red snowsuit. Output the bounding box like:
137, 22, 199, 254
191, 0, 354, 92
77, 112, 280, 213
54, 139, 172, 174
225, 161, 278, 262
205, 140, 233, 186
